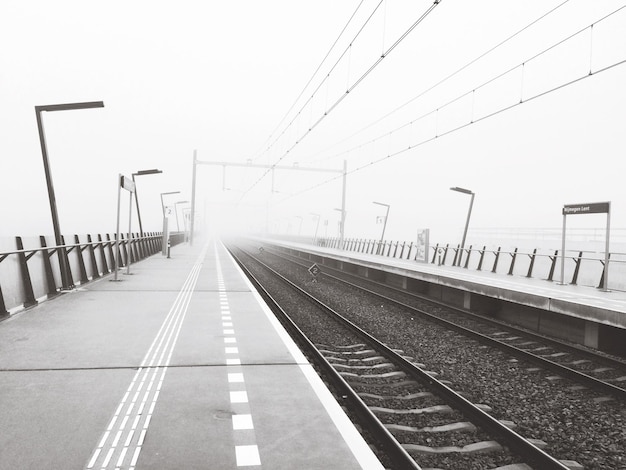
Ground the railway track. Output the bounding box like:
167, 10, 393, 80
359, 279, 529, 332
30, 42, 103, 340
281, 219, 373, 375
264, 243, 626, 402
228, 243, 584, 470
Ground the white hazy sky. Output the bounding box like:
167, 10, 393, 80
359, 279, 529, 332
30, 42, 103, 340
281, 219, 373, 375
1, 0, 625, 250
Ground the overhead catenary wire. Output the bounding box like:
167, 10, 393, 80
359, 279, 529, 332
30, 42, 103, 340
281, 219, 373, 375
251, 0, 368, 162
254, 0, 386, 167
240, 0, 443, 200
307, 2, 625, 169
307, 0, 573, 164
266, 5, 626, 207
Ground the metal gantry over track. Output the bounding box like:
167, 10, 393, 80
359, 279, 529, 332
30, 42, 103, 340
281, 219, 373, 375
189, 151, 347, 247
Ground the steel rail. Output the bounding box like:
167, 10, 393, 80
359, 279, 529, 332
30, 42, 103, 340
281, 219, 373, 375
266, 245, 626, 400
226, 246, 421, 470
229, 244, 571, 470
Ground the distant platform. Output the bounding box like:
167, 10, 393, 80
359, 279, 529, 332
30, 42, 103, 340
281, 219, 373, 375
258, 238, 626, 355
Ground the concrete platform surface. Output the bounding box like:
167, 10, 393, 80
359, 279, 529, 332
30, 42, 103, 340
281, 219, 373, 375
261, 239, 626, 329
0, 240, 383, 470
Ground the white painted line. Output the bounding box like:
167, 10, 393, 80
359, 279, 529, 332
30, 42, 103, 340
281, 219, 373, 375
230, 391, 248, 403
102, 448, 115, 467
225, 347, 239, 354
228, 373, 245, 383
125, 430, 135, 447
112, 430, 122, 447
223, 329, 235, 335
130, 447, 141, 466
222, 315, 232, 321
223, 321, 233, 327
86, 449, 100, 469
227, 358, 242, 365
116, 447, 128, 467
235, 445, 261, 466
98, 431, 110, 449
232, 414, 254, 430
224, 337, 237, 344
228, 244, 386, 470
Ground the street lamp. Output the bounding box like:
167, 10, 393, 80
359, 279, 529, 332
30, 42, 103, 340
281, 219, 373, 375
450, 186, 475, 267
35, 100, 104, 290
160, 191, 180, 217
174, 200, 189, 232
132, 169, 162, 236
372, 201, 390, 255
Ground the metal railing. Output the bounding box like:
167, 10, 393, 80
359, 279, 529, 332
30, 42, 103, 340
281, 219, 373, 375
315, 237, 626, 292
0, 232, 185, 316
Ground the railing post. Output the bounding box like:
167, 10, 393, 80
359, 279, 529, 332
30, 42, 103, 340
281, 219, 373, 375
526, 248, 537, 278
15, 237, 37, 308
0, 286, 8, 317
431, 243, 439, 264
452, 244, 460, 266
74, 235, 89, 285
547, 250, 558, 281
106, 234, 115, 270
87, 234, 101, 278
492, 247, 501, 273
598, 253, 611, 289
39, 236, 60, 298
571, 251, 583, 285
97, 234, 109, 273
463, 245, 472, 268
477, 246, 486, 271
441, 244, 450, 265
60, 235, 75, 288
508, 248, 518, 275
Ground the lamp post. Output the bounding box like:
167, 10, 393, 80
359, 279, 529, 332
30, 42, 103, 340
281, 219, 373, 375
35, 100, 104, 290
450, 186, 475, 267
372, 201, 390, 255
132, 169, 162, 236
160, 191, 180, 217
174, 200, 189, 232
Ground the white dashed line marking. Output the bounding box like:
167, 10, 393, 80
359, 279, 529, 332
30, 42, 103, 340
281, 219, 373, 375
215, 246, 261, 468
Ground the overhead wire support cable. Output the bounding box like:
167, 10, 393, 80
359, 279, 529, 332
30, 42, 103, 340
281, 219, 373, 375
240, 0, 443, 201
257, 0, 385, 165
251, 0, 367, 162
308, 0, 573, 163
269, 5, 626, 205
313, 1, 623, 166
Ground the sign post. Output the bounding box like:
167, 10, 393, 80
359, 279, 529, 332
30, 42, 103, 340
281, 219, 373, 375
560, 202, 611, 290
114, 175, 136, 281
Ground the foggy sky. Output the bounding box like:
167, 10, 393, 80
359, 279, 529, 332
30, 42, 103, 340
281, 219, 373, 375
1, 0, 625, 251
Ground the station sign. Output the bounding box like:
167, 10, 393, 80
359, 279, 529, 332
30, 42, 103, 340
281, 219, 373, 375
560, 201, 611, 291
120, 175, 136, 193
562, 202, 609, 215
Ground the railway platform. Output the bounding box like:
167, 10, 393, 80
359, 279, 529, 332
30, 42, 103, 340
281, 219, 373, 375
0, 239, 384, 470
258, 238, 626, 355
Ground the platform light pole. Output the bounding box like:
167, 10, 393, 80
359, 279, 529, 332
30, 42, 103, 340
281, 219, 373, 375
372, 201, 390, 255
450, 186, 475, 267
132, 169, 162, 236
35, 100, 104, 290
